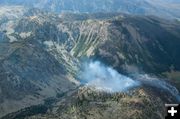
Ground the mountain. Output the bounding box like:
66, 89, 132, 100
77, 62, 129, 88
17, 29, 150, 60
2, 8, 180, 74
0, 7, 180, 118
23, 87, 168, 119
0, 0, 180, 19
0, 9, 80, 117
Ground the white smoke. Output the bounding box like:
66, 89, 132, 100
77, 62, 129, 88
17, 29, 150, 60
80, 61, 140, 92
134, 74, 180, 102
80, 61, 180, 102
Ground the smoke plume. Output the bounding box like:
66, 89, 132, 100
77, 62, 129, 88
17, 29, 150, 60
80, 61, 140, 92
80, 61, 180, 102
134, 74, 180, 102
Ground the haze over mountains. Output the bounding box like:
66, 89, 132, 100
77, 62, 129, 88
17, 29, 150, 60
0, 0, 180, 18
0, 0, 180, 119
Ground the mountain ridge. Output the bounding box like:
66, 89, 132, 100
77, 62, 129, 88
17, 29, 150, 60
0, 5, 180, 119
0, 0, 180, 19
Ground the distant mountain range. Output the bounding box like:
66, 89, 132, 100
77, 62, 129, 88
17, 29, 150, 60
0, 0, 180, 19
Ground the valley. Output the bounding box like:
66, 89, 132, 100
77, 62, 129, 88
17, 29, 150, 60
0, 1, 180, 118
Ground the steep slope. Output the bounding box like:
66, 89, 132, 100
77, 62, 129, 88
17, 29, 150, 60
0, 10, 79, 117
0, 40, 78, 117
0, 9, 180, 118
93, 16, 180, 74
56, 13, 180, 74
